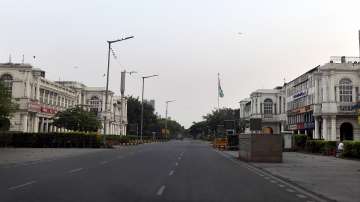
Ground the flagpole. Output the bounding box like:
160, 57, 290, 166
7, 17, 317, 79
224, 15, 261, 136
217, 73, 220, 109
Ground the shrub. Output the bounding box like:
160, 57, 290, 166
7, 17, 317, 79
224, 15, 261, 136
343, 141, 360, 158
294, 135, 307, 150
305, 140, 325, 153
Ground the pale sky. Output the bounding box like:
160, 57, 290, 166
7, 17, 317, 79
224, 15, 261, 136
1, 0, 360, 128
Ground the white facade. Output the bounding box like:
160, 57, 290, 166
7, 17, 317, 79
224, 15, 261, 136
312, 57, 360, 141
0, 63, 127, 135
239, 56, 360, 141
239, 88, 287, 134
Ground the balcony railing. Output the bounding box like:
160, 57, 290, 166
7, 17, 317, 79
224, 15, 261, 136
338, 103, 356, 113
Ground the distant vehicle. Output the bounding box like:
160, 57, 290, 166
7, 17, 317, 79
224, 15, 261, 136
176, 134, 183, 140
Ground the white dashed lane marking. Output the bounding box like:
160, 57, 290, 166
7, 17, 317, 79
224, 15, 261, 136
286, 188, 295, 193
296, 194, 307, 199
68, 168, 83, 173
8, 181, 37, 191
278, 184, 285, 188
156, 185, 166, 196
169, 170, 174, 176
175, 162, 179, 166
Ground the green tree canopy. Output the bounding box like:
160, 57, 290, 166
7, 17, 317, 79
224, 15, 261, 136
126, 96, 184, 137
0, 81, 18, 131
52, 106, 102, 132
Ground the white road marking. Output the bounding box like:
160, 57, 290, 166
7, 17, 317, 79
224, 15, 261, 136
286, 188, 295, 193
8, 181, 37, 191
100, 161, 108, 165
169, 170, 174, 176
156, 185, 166, 196
178, 157, 181, 160
270, 180, 277, 183
296, 194, 307, 198
68, 168, 83, 173
214, 150, 328, 202
264, 177, 270, 180
278, 184, 285, 188
175, 162, 179, 166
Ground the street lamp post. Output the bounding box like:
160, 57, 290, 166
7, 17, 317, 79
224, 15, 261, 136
165, 100, 176, 139
140, 74, 158, 142
103, 36, 134, 144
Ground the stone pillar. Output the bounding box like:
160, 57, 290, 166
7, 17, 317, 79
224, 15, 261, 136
34, 116, 39, 133
322, 117, 328, 140
315, 118, 319, 139
40, 117, 44, 132
45, 119, 49, 133
331, 116, 336, 141
22, 114, 28, 132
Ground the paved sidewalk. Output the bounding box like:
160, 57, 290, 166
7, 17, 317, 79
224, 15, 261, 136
0, 148, 107, 166
224, 150, 360, 202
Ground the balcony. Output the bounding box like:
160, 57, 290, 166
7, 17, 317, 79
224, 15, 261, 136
337, 103, 357, 114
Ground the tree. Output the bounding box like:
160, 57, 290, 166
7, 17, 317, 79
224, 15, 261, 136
126, 96, 158, 135
126, 96, 185, 137
52, 106, 102, 132
0, 81, 18, 131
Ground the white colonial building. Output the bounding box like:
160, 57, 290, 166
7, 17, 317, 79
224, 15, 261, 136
239, 56, 360, 141
239, 87, 287, 134
312, 56, 360, 141
0, 63, 127, 135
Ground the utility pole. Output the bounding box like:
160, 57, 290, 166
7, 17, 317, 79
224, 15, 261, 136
165, 100, 176, 139
103, 36, 134, 144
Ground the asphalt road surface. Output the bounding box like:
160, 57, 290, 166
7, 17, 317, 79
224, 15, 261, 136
0, 140, 329, 202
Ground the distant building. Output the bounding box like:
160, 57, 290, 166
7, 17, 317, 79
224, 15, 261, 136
239, 87, 287, 134
0, 63, 127, 135
145, 99, 155, 110
285, 67, 318, 137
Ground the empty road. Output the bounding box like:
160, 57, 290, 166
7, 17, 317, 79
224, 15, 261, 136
0, 140, 329, 202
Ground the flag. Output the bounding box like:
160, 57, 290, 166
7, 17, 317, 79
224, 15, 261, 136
218, 74, 224, 98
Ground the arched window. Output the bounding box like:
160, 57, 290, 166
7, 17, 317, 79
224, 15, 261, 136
263, 98, 273, 115
88, 96, 101, 112
339, 78, 352, 102
0, 74, 13, 95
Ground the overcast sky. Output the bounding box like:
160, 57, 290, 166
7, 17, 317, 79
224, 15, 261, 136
1, 0, 360, 128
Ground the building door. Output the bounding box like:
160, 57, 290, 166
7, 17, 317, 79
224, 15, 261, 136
340, 122, 353, 141
262, 127, 273, 134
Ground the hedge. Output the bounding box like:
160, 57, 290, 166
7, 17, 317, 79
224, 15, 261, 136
294, 134, 307, 150
0, 132, 101, 148
343, 141, 360, 158
0, 132, 169, 148
305, 140, 336, 155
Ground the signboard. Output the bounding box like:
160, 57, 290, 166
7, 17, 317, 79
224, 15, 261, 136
29, 101, 41, 112
293, 91, 307, 99
41, 107, 57, 114
250, 118, 262, 131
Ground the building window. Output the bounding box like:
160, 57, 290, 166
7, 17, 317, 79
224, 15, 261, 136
89, 96, 100, 113
0, 74, 13, 95
263, 98, 273, 115
339, 78, 352, 102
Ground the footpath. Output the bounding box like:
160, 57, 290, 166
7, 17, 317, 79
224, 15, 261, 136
224, 151, 360, 202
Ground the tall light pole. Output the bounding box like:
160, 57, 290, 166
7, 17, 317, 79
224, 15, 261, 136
140, 74, 159, 141
165, 100, 176, 139
103, 36, 134, 144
